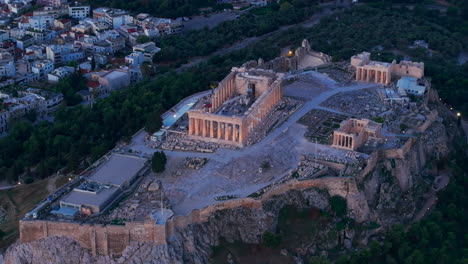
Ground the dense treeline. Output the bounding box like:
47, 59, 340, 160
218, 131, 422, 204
154, 0, 320, 62
84, 0, 229, 18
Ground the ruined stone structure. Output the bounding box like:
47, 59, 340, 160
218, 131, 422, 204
332, 118, 382, 151
187, 67, 283, 146
251, 39, 332, 72
351, 52, 424, 85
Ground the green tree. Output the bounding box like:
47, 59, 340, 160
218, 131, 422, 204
329, 196, 347, 217
145, 109, 163, 134
263, 231, 282, 248
136, 35, 151, 44
151, 151, 167, 173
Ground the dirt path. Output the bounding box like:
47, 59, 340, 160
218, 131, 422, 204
46, 175, 58, 195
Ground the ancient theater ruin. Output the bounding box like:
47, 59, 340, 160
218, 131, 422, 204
332, 118, 382, 151
351, 52, 424, 85
187, 67, 284, 146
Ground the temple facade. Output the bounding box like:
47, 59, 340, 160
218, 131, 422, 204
351, 52, 424, 85
332, 118, 382, 151
187, 67, 283, 146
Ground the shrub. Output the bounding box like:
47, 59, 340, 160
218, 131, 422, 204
152, 151, 167, 173
329, 196, 347, 217
263, 231, 281, 248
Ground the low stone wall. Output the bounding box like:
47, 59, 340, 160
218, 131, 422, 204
19, 219, 167, 256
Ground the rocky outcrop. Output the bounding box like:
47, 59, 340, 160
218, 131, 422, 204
4, 105, 461, 264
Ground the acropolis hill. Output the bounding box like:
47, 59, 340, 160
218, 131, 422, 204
5, 40, 462, 264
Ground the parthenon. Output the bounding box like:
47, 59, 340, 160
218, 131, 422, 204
332, 118, 382, 151
187, 67, 283, 146
351, 52, 424, 85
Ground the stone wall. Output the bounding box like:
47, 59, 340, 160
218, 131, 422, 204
166, 176, 370, 235
19, 219, 167, 256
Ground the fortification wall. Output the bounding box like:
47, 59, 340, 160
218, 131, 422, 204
167, 176, 370, 238
19, 219, 167, 256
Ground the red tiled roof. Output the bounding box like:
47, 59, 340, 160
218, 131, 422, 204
81, 69, 90, 74
87, 81, 100, 88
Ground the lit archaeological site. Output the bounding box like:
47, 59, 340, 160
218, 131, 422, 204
20, 39, 441, 256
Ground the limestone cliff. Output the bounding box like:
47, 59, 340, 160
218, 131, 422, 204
3, 105, 461, 264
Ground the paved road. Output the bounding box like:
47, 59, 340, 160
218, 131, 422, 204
0, 185, 16, 191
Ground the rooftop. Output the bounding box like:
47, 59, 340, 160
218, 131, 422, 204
88, 154, 147, 187
61, 185, 119, 209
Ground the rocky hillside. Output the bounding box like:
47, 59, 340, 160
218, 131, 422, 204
3, 102, 461, 264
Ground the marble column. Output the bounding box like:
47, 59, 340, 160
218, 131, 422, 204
188, 118, 193, 135
194, 119, 199, 136
217, 121, 222, 139
210, 120, 214, 138
233, 125, 238, 142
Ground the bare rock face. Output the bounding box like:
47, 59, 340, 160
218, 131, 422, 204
4, 237, 96, 264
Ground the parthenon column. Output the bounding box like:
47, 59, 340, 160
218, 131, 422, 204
349, 137, 353, 150
224, 123, 230, 141
202, 120, 207, 137
217, 122, 222, 139
210, 120, 214, 138
356, 67, 361, 80
189, 118, 194, 135
380, 71, 384, 84
194, 119, 199, 136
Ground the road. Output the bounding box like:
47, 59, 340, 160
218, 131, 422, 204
0, 185, 16, 191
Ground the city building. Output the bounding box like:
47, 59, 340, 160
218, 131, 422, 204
0, 30, 9, 41
46, 44, 85, 63
132, 42, 160, 62
92, 7, 130, 29
90, 68, 131, 93
68, 4, 90, 19
19, 15, 54, 30
31, 59, 54, 79
47, 65, 74, 83
32, 6, 68, 18
0, 52, 15, 77
332, 118, 382, 151
16, 34, 34, 50
125, 51, 144, 66
54, 18, 71, 30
